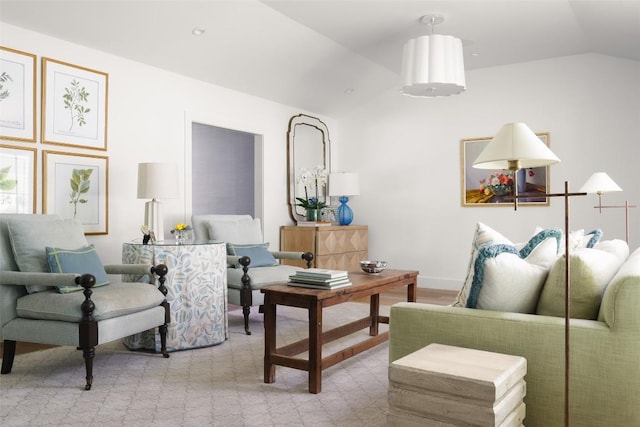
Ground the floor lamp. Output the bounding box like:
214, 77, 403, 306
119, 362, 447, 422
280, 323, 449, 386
580, 172, 636, 243
473, 122, 583, 427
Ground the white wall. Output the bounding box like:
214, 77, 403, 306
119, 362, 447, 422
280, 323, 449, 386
4, 23, 638, 291
1, 23, 336, 264
338, 53, 640, 290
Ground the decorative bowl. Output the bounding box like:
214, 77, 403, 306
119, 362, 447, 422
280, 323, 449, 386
360, 260, 388, 274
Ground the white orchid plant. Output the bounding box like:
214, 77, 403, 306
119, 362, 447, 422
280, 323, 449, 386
295, 165, 328, 210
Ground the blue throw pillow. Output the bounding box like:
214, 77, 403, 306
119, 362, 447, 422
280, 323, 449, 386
585, 229, 603, 248
46, 245, 110, 293
227, 242, 278, 268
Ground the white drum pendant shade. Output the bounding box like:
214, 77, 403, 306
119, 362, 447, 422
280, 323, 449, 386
402, 34, 466, 97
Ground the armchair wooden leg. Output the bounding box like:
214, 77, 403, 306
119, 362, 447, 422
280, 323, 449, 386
159, 300, 170, 358
82, 346, 95, 391
1, 340, 16, 374
239, 255, 253, 335
242, 305, 252, 335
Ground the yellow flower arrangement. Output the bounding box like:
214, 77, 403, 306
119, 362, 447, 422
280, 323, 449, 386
171, 223, 192, 234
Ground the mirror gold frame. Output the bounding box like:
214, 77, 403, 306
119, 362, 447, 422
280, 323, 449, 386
287, 114, 331, 223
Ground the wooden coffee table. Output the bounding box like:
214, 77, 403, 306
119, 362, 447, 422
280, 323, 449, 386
261, 269, 419, 393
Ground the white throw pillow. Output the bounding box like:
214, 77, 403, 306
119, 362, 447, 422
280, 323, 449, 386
536, 239, 629, 319
454, 222, 562, 313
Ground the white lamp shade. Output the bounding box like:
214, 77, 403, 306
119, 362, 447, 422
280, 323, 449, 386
579, 172, 623, 194
401, 34, 466, 97
137, 162, 179, 199
473, 123, 561, 169
329, 172, 360, 196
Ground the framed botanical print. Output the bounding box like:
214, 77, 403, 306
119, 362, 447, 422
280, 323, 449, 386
0, 46, 37, 142
461, 132, 551, 207
0, 144, 36, 213
43, 150, 109, 234
42, 57, 108, 150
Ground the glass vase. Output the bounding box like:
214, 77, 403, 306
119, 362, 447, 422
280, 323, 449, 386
175, 230, 187, 244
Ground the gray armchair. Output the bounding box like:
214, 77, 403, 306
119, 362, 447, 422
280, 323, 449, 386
0, 214, 170, 390
192, 214, 312, 334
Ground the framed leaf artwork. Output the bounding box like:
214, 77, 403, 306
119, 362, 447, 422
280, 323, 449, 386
0, 144, 36, 213
43, 150, 109, 234
0, 46, 37, 142
42, 57, 108, 150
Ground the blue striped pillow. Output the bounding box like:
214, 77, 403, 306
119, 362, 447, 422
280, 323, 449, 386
46, 245, 109, 293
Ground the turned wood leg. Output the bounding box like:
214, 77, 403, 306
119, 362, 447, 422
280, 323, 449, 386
1, 340, 16, 374
242, 305, 251, 335
239, 255, 253, 335
82, 346, 95, 390
159, 300, 170, 358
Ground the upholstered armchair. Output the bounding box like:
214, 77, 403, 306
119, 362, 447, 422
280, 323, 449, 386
0, 214, 171, 390
192, 214, 313, 334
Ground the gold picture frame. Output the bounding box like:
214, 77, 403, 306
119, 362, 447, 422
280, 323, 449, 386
43, 150, 109, 234
42, 57, 108, 150
0, 144, 37, 213
461, 132, 551, 207
0, 46, 37, 142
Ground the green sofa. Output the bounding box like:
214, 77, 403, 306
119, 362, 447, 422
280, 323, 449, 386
389, 247, 640, 426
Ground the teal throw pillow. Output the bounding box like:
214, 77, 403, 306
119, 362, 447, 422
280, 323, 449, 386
227, 243, 278, 268
46, 245, 110, 293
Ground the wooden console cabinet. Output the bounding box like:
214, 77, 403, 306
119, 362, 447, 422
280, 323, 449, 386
280, 225, 368, 271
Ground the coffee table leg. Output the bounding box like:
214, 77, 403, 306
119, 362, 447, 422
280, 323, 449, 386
309, 300, 322, 393
264, 298, 276, 384
407, 281, 417, 302
370, 294, 380, 336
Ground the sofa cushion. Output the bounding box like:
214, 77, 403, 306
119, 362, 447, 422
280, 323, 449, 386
16, 282, 165, 322
227, 242, 278, 267
454, 223, 561, 312
46, 245, 110, 293
537, 239, 629, 319
7, 218, 88, 293
206, 218, 263, 244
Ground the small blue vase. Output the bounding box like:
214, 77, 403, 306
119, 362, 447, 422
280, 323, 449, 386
336, 196, 353, 226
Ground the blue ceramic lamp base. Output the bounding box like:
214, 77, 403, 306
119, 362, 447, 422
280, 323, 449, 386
337, 196, 354, 226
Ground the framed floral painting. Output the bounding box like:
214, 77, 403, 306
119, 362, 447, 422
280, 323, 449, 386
0, 46, 36, 142
461, 132, 551, 207
42, 57, 108, 150
43, 150, 109, 234
0, 144, 36, 213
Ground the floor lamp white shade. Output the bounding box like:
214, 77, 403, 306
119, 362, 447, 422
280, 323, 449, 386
473, 123, 560, 170
137, 162, 179, 241
579, 172, 622, 195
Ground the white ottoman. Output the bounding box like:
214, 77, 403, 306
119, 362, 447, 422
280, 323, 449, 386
388, 343, 527, 427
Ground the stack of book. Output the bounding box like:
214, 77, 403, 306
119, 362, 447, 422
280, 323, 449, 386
288, 268, 351, 289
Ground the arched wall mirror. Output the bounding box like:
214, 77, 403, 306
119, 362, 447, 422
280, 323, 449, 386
287, 114, 331, 223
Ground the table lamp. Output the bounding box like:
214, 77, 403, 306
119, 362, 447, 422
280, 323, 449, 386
473, 122, 583, 427
137, 162, 179, 241
580, 172, 635, 243
329, 172, 360, 226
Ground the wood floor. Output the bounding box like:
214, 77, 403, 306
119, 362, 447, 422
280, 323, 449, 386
363, 287, 457, 306
0, 288, 457, 357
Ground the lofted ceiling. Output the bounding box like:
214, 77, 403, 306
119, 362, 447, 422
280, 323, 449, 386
1, 0, 639, 117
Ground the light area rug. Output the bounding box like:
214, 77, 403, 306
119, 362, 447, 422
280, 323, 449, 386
0, 302, 391, 427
